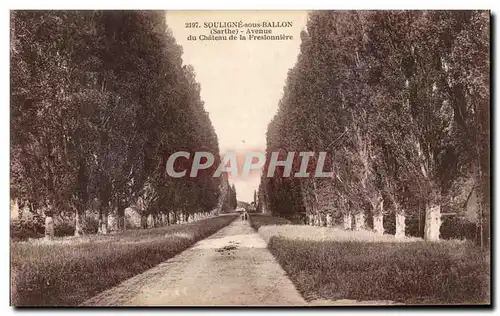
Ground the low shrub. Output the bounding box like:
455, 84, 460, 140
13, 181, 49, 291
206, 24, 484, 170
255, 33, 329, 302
249, 213, 291, 230
54, 221, 75, 237
82, 216, 99, 234
10, 219, 44, 241
440, 217, 477, 240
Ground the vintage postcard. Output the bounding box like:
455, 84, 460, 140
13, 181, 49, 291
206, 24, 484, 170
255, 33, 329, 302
10, 10, 490, 306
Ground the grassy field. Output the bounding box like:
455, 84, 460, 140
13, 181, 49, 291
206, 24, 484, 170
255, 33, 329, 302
11, 214, 237, 306
249, 213, 490, 304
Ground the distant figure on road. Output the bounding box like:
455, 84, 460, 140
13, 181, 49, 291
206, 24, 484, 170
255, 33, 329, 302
241, 211, 248, 221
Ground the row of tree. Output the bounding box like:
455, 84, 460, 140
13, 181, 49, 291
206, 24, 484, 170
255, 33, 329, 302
258, 11, 489, 245
11, 10, 228, 236
218, 172, 238, 213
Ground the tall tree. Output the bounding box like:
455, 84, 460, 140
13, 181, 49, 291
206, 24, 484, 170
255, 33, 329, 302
261, 10, 489, 242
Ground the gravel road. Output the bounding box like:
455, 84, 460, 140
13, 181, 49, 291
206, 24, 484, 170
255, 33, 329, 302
82, 217, 306, 306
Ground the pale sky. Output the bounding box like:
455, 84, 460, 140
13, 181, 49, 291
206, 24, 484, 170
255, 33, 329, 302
166, 11, 308, 202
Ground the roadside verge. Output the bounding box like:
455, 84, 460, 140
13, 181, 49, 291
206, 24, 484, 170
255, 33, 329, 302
11, 214, 238, 306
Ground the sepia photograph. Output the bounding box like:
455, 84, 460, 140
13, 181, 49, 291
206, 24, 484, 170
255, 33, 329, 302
9, 9, 491, 307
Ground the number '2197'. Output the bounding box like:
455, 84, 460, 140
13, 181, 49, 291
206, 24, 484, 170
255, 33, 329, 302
185, 22, 200, 28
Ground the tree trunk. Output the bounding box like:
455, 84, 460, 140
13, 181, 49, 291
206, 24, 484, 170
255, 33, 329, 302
373, 213, 384, 235
140, 215, 147, 229
343, 212, 352, 230
481, 203, 490, 248
424, 204, 441, 241
98, 178, 111, 234
308, 214, 314, 226
318, 214, 326, 227
45, 215, 54, 239
395, 212, 406, 239
117, 205, 125, 231
314, 214, 320, 226
152, 214, 158, 227
326, 213, 333, 227
147, 214, 154, 228
75, 158, 88, 236
372, 198, 384, 235
100, 211, 108, 235
74, 208, 85, 236
354, 212, 365, 231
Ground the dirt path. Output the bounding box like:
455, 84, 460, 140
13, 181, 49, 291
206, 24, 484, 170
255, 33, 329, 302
82, 218, 306, 306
